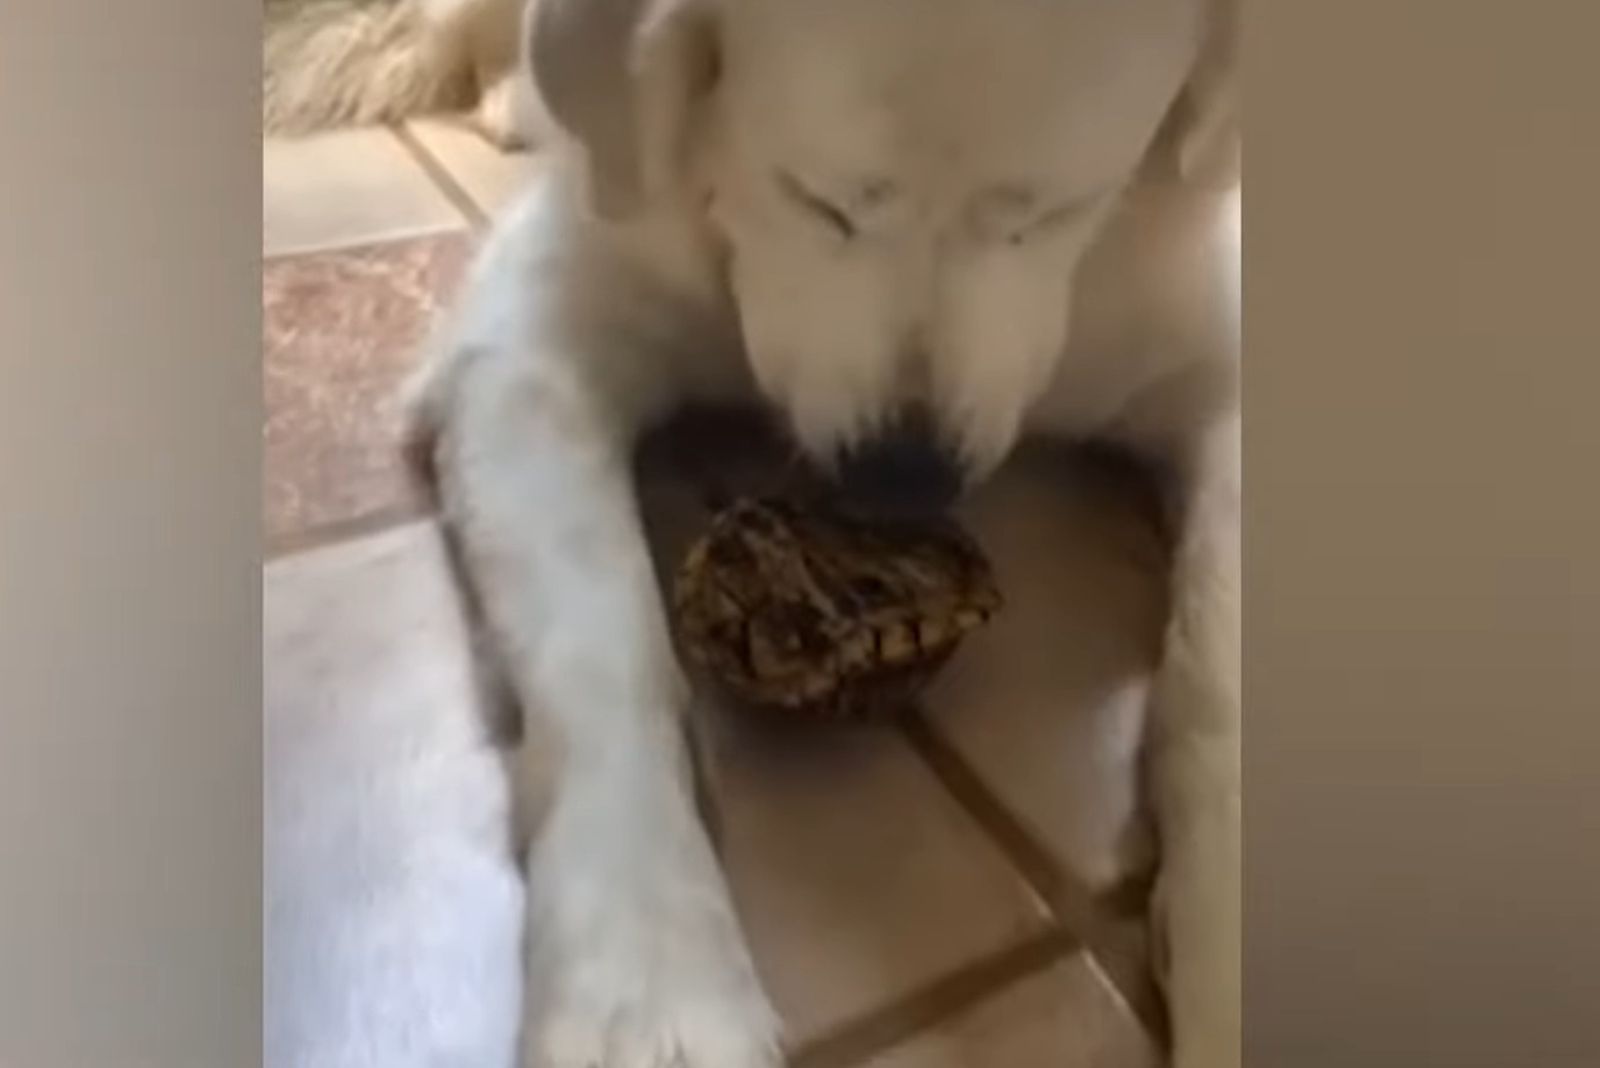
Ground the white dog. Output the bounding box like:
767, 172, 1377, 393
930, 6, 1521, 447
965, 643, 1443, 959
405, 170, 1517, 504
265, 0, 548, 147
411, 0, 1239, 1065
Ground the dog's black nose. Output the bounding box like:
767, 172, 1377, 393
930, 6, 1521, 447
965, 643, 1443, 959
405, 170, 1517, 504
834, 410, 964, 522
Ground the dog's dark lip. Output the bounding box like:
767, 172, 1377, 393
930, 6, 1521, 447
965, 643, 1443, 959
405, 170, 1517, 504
731, 402, 976, 524
791, 459, 969, 526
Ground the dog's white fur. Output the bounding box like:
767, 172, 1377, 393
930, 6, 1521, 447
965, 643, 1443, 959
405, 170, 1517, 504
411, 1, 1239, 1065
264, 0, 549, 147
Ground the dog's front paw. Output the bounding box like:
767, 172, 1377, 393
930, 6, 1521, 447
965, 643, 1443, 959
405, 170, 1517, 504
527, 979, 779, 1068
474, 71, 548, 153
521, 827, 780, 1067
523, 922, 780, 1068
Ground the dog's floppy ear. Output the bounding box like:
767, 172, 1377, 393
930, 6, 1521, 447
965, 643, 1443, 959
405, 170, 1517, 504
1155, 0, 1240, 189
530, 0, 719, 217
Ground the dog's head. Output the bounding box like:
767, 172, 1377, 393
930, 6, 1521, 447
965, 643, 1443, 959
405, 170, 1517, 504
533, 0, 1237, 514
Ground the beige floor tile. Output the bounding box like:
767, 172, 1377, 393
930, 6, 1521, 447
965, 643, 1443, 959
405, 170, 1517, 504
408, 118, 543, 222
265, 128, 466, 257
925, 448, 1170, 891
865, 956, 1160, 1068
703, 706, 1052, 1045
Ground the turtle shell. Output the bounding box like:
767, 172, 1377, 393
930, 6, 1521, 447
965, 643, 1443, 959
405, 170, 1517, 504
672, 497, 1002, 720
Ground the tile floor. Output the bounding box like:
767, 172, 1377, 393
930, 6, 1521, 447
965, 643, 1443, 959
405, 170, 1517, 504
264, 119, 1170, 1067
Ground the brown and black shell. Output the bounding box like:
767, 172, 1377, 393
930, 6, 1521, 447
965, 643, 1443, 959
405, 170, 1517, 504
671, 497, 1002, 719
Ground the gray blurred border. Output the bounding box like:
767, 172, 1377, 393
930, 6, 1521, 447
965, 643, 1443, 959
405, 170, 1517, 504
1248, 4, 1600, 1065
1, 1, 262, 1065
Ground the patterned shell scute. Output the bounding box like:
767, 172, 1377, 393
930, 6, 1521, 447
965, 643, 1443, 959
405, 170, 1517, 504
672, 497, 1002, 719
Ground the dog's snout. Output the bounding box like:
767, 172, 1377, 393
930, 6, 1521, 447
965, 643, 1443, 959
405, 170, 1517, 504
834, 409, 964, 521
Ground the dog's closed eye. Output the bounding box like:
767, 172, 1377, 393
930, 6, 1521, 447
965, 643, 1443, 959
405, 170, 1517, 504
971, 183, 1104, 247
1004, 196, 1098, 246
1007, 203, 1075, 245
775, 170, 857, 240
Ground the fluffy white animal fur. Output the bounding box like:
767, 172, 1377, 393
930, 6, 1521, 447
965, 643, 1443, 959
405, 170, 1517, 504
266, 525, 524, 1068
264, 0, 548, 146
410, 0, 1240, 1065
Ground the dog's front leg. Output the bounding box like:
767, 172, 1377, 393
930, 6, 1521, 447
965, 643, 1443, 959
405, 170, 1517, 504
419, 312, 779, 1067
1144, 408, 1241, 1068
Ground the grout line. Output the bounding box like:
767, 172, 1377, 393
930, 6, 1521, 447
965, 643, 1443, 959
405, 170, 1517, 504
266, 501, 437, 562
899, 712, 1170, 1046
263, 221, 469, 263
786, 930, 1078, 1068
902, 713, 1066, 904
391, 122, 492, 231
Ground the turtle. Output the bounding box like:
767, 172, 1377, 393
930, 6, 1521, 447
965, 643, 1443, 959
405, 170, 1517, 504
671, 496, 1002, 720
